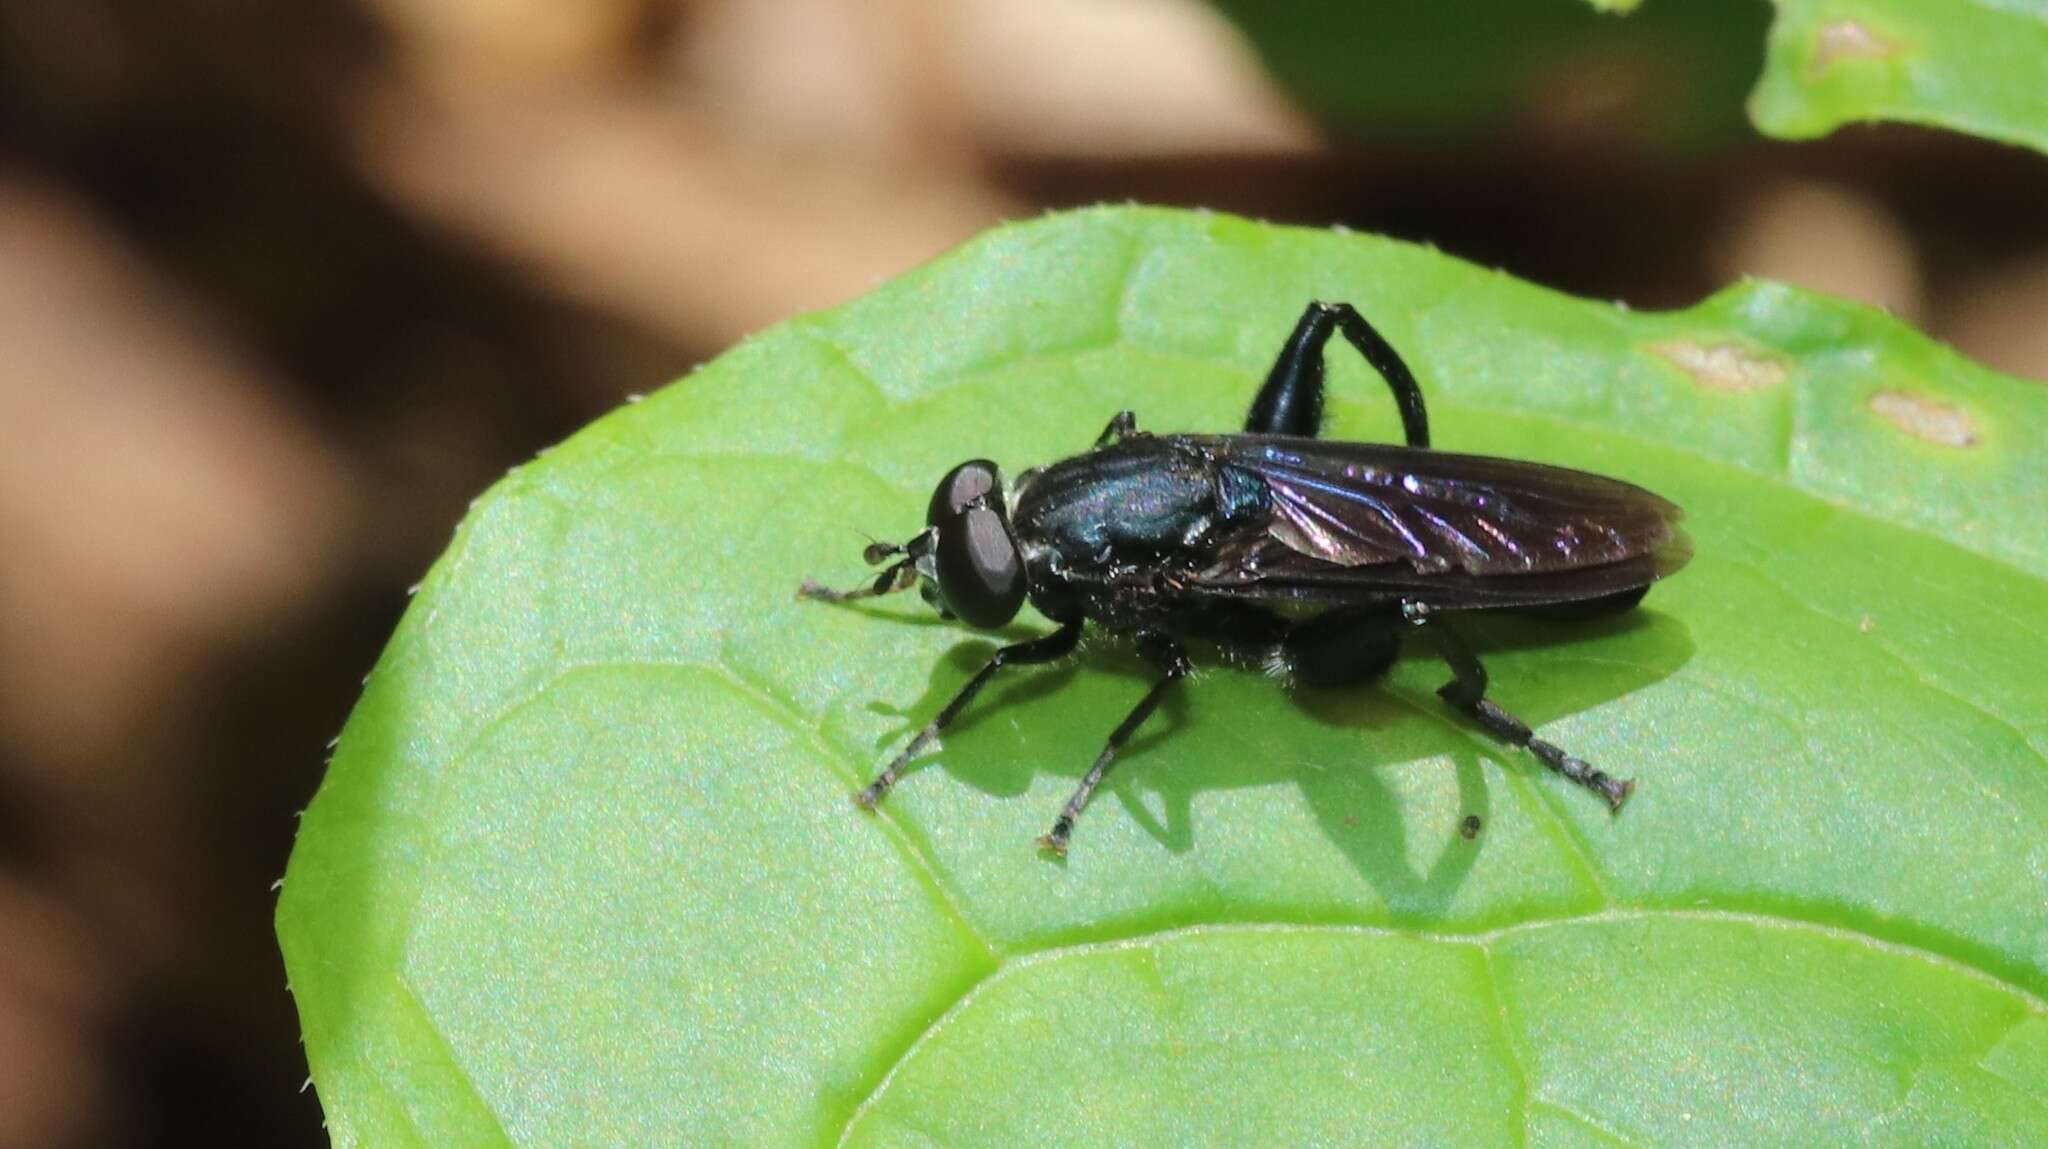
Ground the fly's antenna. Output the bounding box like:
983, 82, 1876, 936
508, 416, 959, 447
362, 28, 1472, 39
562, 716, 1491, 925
799, 560, 916, 604
801, 529, 933, 602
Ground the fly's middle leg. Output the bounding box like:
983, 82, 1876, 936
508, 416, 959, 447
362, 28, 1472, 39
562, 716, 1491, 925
1037, 634, 1190, 855
1406, 602, 1634, 810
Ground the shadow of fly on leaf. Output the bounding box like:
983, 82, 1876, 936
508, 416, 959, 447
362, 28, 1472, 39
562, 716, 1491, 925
801, 302, 1692, 856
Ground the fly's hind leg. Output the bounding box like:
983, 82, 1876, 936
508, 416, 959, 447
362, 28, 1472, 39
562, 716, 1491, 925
1244, 302, 1431, 447
1406, 602, 1634, 810
1281, 605, 1403, 686
1094, 410, 1140, 447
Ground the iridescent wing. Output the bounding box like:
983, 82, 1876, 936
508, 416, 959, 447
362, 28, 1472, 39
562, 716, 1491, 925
1189, 435, 1690, 609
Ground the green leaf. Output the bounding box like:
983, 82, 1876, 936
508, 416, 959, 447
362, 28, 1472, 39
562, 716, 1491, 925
1207, 0, 2048, 154
1205, 0, 1768, 147
279, 207, 2048, 1147
1752, 0, 2048, 153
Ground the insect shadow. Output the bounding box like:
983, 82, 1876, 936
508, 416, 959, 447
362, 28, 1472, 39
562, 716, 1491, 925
871, 606, 1691, 909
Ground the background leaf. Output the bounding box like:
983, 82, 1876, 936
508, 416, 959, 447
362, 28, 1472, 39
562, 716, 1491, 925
1206, 0, 2048, 155
279, 207, 2048, 1147
1752, 0, 2048, 153
1205, 0, 1768, 147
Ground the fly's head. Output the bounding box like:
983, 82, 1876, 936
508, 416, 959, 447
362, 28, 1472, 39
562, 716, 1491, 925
800, 458, 1027, 629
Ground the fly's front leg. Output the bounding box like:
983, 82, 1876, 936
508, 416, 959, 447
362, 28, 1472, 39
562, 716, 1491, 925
1404, 602, 1633, 810
1094, 410, 1140, 448
856, 618, 1084, 808
1038, 634, 1191, 855
1245, 302, 1431, 448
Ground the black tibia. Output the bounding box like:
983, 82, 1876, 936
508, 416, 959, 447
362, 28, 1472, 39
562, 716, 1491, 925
1244, 302, 1432, 449
1095, 410, 1139, 447
1283, 606, 1403, 687
855, 618, 1085, 809
1037, 635, 1191, 855
1410, 605, 1634, 810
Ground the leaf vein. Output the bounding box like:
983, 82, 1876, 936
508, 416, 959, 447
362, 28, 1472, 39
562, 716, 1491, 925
835, 909, 2045, 1146
1475, 945, 1532, 1149
1730, 552, 2046, 821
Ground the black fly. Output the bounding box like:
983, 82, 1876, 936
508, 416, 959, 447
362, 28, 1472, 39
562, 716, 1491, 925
801, 302, 1690, 854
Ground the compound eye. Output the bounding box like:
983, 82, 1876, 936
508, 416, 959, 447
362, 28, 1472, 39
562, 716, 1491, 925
928, 459, 1004, 526
926, 460, 1024, 628
933, 506, 1025, 628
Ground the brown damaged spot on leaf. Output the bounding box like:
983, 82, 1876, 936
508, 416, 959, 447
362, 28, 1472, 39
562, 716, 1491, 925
1650, 339, 1789, 393
1869, 390, 1980, 448
1809, 20, 1898, 76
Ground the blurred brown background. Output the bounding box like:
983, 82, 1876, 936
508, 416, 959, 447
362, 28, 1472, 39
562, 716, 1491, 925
1, 1, 2042, 1145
